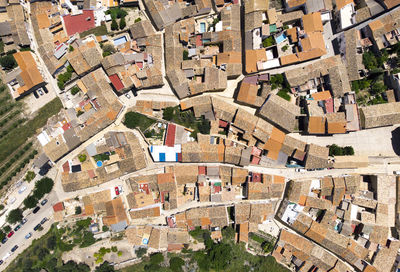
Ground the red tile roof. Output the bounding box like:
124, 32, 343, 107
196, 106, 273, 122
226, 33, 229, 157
62, 10, 95, 36
165, 124, 176, 147
198, 166, 206, 175
109, 74, 124, 91
53, 202, 64, 212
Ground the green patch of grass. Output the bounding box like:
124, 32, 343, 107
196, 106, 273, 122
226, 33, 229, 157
80, 24, 108, 38
277, 89, 291, 101
162, 106, 210, 139
0, 97, 62, 164
124, 111, 156, 132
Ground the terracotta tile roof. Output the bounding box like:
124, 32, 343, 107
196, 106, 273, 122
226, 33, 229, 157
308, 116, 326, 134
13, 51, 44, 95
336, 0, 354, 9
302, 12, 323, 33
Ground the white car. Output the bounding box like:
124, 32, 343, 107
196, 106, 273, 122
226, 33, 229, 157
295, 168, 306, 173
8, 197, 16, 205
2, 252, 10, 261
18, 186, 27, 194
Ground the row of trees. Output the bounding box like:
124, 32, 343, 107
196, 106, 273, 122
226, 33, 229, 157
328, 144, 354, 156
23, 177, 54, 209
0, 149, 37, 190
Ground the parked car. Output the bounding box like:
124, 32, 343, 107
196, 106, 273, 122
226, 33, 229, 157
394, 171, 400, 175
7, 231, 14, 238
1, 238, 7, 244
33, 224, 41, 231
2, 252, 10, 261
18, 186, 27, 194
11, 245, 18, 252
25, 232, 32, 239
14, 225, 21, 232
40, 217, 47, 224
124, 93, 131, 99
33, 206, 40, 214
118, 185, 123, 194
38, 89, 44, 95
114, 186, 119, 195
21, 218, 27, 225
8, 197, 16, 205
0, 259, 3, 265
41, 199, 48, 206
295, 168, 306, 173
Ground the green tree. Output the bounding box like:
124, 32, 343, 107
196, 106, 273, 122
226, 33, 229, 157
59, 260, 90, 272
209, 243, 232, 271
111, 19, 118, 31
344, 146, 355, 155
33, 177, 54, 199
47, 235, 57, 250
183, 50, 189, 60
24, 171, 36, 182
135, 247, 147, 258
134, 17, 142, 23
262, 36, 275, 48
163, 107, 175, 121
150, 253, 164, 265
0, 230, 5, 241
24, 195, 38, 209
111, 246, 118, 252
80, 231, 96, 248
170, 257, 185, 272
0, 204, 4, 210
75, 206, 82, 215
7, 208, 23, 224
329, 144, 343, 156
3, 225, 11, 232
119, 17, 126, 30
78, 154, 86, 162
102, 225, 109, 232
0, 55, 16, 70
363, 51, 378, 70
95, 261, 115, 272
69, 45, 74, 52
71, 86, 80, 95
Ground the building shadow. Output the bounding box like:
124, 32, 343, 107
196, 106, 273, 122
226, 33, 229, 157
391, 127, 400, 156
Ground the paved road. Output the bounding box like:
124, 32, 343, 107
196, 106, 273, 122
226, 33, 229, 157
289, 125, 400, 157
0, 190, 58, 269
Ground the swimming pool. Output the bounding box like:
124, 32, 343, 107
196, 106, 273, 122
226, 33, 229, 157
200, 22, 206, 33
275, 34, 287, 44
113, 36, 127, 46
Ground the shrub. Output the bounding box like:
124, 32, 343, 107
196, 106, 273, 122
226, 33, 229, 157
170, 257, 185, 272
119, 17, 126, 30
24, 171, 36, 182
69, 45, 74, 52
78, 154, 87, 162
71, 86, 80, 95
111, 246, 118, 252
135, 247, 147, 258
282, 45, 289, 52
75, 206, 82, 215
111, 19, 118, 31
134, 17, 142, 23
0, 54, 16, 70
183, 50, 189, 60
262, 36, 275, 48
150, 253, 164, 265
102, 225, 109, 232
